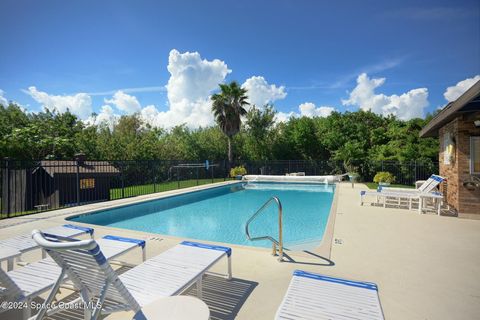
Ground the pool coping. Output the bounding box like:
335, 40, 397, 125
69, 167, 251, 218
60, 179, 339, 261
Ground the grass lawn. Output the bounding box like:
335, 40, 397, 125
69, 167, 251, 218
0, 203, 44, 219
110, 178, 228, 199
365, 182, 416, 190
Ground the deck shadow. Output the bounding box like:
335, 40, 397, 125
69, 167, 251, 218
281, 250, 335, 266
43, 269, 257, 320
183, 275, 258, 320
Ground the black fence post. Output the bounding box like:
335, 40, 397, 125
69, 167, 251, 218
5, 158, 11, 218
196, 166, 199, 186
211, 163, 214, 183
121, 162, 125, 199
177, 167, 180, 189
153, 161, 157, 193
76, 160, 80, 206
414, 160, 417, 184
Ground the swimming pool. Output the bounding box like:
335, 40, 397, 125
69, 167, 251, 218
69, 182, 335, 249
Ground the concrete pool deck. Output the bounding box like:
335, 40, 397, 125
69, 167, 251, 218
1, 182, 480, 319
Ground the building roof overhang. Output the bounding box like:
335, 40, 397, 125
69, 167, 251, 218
420, 80, 480, 138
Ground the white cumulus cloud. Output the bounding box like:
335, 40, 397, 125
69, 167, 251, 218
23, 50, 231, 129
139, 49, 231, 128
275, 102, 335, 122
274, 111, 296, 123
342, 73, 428, 120
0, 89, 8, 106
104, 90, 141, 113
298, 102, 335, 117
25, 86, 93, 119
443, 75, 480, 102
85, 105, 119, 130
242, 76, 287, 107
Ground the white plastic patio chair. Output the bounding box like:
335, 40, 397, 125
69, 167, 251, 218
360, 190, 444, 214
0, 233, 145, 319
378, 174, 444, 194
31, 231, 232, 320
276, 270, 384, 320
0, 224, 94, 269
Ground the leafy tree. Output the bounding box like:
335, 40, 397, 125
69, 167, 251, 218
0, 104, 31, 158
0, 101, 439, 175
191, 127, 228, 160
289, 117, 320, 159
1, 106, 84, 159
211, 81, 249, 167
243, 105, 276, 160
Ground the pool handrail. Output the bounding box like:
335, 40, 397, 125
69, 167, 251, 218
245, 196, 283, 262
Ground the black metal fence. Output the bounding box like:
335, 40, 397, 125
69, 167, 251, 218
0, 159, 230, 219
0, 158, 438, 219
238, 160, 439, 186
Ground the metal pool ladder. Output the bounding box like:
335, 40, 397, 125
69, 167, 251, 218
245, 196, 284, 262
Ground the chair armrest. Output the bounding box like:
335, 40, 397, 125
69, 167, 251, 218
32, 230, 97, 250
415, 180, 426, 189
379, 186, 417, 192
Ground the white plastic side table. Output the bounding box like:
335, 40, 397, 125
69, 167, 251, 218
133, 296, 210, 320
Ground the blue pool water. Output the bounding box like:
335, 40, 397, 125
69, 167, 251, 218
69, 182, 335, 249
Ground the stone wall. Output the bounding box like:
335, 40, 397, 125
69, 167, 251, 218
438, 115, 480, 218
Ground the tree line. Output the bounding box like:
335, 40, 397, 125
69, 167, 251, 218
0, 101, 438, 166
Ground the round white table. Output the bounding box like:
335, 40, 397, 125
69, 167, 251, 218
133, 296, 210, 320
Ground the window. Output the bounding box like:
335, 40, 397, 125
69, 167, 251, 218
80, 178, 95, 189
471, 137, 480, 174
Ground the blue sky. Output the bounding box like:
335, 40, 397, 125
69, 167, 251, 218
0, 0, 479, 127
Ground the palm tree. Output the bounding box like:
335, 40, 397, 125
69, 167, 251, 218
211, 81, 249, 168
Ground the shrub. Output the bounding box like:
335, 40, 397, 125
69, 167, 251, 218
230, 165, 247, 177
373, 171, 395, 184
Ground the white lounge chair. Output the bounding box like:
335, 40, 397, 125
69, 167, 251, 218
378, 174, 444, 194
31, 231, 232, 320
360, 190, 444, 214
0, 233, 145, 319
0, 224, 94, 269
276, 270, 384, 320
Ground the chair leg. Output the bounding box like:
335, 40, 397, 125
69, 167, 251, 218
227, 255, 232, 280
196, 275, 203, 299
84, 309, 91, 320
79, 287, 93, 320
7, 258, 14, 271
91, 281, 110, 320
32, 269, 66, 320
